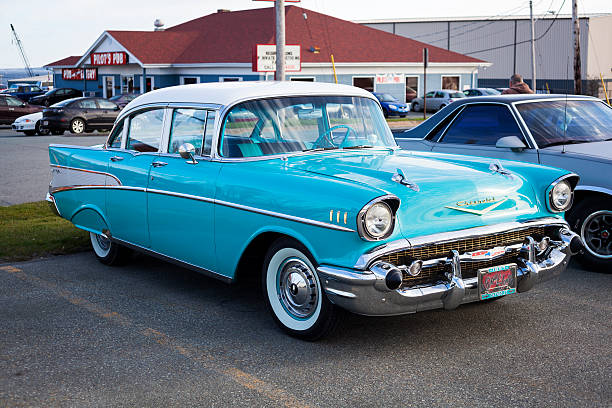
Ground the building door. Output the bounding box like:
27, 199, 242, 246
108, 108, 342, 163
442, 76, 459, 90
104, 76, 114, 98
405, 76, 418, 102
121, 75, 134, 94
353, 77, 374, 92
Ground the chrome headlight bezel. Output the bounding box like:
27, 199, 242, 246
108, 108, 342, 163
357, 195, 400, 241
547, 174, 579, 213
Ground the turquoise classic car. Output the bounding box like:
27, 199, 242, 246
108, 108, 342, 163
47, 82, 583, 340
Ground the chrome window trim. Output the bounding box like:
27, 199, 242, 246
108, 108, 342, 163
434, 101, 534, 149
123, 105, 168, 154
353, 216, 569, 269
165, 107, 218, 159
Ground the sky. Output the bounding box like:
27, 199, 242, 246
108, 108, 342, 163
1, 0, 610, 69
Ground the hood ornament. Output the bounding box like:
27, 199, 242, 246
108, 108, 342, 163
391, 168, 420, 192
489, 160, 513, 178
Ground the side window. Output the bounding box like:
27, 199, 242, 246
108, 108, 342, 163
440, 104, 524, 146
203, 111, 216, 156
126, 109, 164, 152
98, 99, 117, 109
434, 91, 445, 98
425, 91, 435, 98
168, 109, 207, 155
426, 108, 462, 141
78, 99, 97, 109
56, 89, 66, 96
6, 97, 23, 106
108, 119, 124, 148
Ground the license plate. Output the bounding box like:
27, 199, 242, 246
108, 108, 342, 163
43, 121, 48, 126
478, 263, 517, 300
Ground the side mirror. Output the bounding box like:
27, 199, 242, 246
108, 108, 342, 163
496, 136, 527, 152
178, 143, 198, 164
21, 102, 27, 107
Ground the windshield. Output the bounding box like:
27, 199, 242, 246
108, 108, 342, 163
379, 93, 398, 102
516, 100, 612, 148
449, 92, 466, 98
484, 88, 501, 95
220, 96, 396, 158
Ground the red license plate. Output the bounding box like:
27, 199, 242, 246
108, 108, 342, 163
478, 263, 517, 300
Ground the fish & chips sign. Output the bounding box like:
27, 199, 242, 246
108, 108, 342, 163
62, 68, 98, 81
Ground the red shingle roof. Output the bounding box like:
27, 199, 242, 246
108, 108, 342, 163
50, 6, 485, 66
46, 56, 81, 67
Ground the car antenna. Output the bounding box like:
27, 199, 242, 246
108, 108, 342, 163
562, 57, 570, 154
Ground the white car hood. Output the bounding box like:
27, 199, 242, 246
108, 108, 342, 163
13, 111, 43, 123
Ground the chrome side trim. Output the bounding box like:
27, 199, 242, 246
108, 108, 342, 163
51, 185, 146, 193
574, 185, 612, 197
354, 217, 568, 269
147, 188, 215, 204
50, 164, 122, 186
111, 236, 233, 284
45, 193, 61, 217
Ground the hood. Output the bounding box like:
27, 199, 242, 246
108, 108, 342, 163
542, 141, 612, 164
15, 112, 43, 122
287, 149, 543, 239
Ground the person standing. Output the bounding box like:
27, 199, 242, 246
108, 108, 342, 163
502, 74, 534, 94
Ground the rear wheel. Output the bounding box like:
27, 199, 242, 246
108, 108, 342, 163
70, 118, 85, 134
567, 198, 612, 272
262, 238, 341, 340
36, 121, 49, 136
90, 232, 131, 266
412, 102, 420, 112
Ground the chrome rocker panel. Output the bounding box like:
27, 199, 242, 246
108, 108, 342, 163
318, 221, 581, 317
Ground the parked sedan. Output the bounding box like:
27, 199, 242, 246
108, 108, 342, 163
11, 112, 49, 136
395, 94, 612, 270
46, 82, 582, 340
29, 88, 82, 107
411, 89, 466, 112
0, 94, 44, 125
371, 92, 409, 117
464, 88, 501, 97
108, 93, 139, 109
42, 97, 120, 134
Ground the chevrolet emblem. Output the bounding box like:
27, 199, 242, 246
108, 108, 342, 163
445, 197, 508, 216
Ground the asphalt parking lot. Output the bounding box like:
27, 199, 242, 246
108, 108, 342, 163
1, 253, 610, 407
0, 126, 610, 407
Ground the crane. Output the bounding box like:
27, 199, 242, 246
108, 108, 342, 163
10, 24, 34, 77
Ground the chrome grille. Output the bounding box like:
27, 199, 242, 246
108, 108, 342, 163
377, 226, 549, 288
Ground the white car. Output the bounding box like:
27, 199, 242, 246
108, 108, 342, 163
11, 112, 49, 136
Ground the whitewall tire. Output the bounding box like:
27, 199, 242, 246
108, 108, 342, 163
262, 238, 341, 340
89, 232, 131, 266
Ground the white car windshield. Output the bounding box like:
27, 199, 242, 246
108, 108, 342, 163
219, 96, 396, 158
517, 100, 612, 148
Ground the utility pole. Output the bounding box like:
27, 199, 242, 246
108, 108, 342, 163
530, 1, 537, 92
275, 0, 286, 81
423, 48, 428, 120
572, 0, 582, 94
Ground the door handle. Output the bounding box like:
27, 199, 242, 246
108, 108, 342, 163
151, 161, 168, 167
110, 156, 124, 162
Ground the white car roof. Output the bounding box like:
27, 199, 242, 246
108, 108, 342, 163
122, 81, 376, 113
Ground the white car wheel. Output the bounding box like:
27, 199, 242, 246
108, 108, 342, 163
90, 232, 111, 258
89, 232, 131, 265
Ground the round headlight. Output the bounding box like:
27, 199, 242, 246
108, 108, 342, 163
364, 202, 393, 239
550, 180, 572, 211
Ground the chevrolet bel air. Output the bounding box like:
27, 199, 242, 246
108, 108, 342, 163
47, 82, 583, 340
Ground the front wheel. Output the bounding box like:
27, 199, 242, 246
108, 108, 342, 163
36, 121, 50, 136
70, 118, 85, 134
412, 103, 420, 112
567, 199, 612, 271
90, 232, 131, 265
262, 238, 341, 340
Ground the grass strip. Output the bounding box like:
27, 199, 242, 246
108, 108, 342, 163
0, 201, 89, 263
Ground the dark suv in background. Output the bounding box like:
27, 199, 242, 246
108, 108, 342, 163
29, 88, 82, 106
41, 97, 120, 134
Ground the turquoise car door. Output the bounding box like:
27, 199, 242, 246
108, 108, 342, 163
105, 108, 165, 247
431, 103, 540, 163
147, 108, 220, 271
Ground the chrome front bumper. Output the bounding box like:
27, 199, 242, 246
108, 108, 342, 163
318, 224, 582, 316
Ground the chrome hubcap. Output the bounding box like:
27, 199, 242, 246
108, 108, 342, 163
95, 233, 111, 252
73, 120, 83, 133
582, 210, 612, 258
278, 258, 318, 319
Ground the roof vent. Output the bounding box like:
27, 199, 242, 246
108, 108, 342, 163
154, 19, 165, 31
217, 9, 231, 13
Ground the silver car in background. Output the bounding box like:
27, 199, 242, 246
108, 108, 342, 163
411, 89, 466, 112
396, 94, 612, 270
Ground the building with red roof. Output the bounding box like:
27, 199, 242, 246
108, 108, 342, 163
46, 6, 489, 102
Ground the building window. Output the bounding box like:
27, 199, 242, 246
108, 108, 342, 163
181, 77, 200, 85
442, 76, 460, 91
353, 77, 374, 92
121, 75, 134, 94
405, 76, 418, 102
290, 77, 315, 82
220, 77, 243, 82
